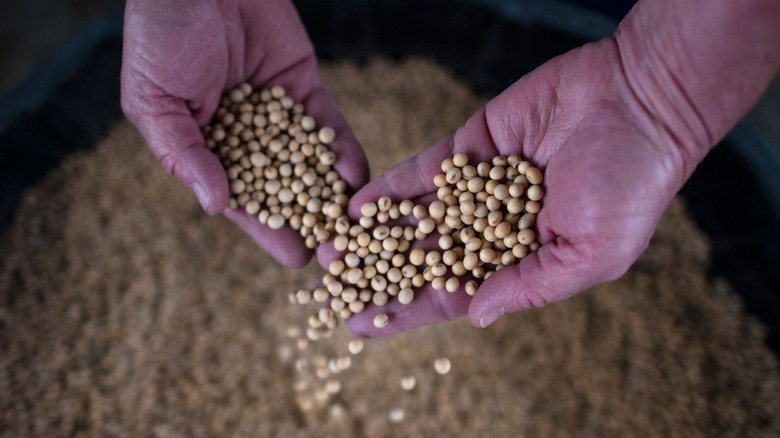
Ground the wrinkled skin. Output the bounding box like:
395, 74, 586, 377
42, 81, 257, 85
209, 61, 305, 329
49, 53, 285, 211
121, 0, 368, 268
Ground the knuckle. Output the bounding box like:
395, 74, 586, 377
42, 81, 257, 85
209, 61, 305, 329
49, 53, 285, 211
159, 153, 179, 178
514, 287, 551, 311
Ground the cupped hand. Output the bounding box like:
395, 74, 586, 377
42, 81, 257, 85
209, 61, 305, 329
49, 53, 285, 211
340, 38, 694, 336
121, 0, 368, 267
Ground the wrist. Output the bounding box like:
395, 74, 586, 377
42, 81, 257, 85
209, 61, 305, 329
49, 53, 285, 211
613, 0, 780, 178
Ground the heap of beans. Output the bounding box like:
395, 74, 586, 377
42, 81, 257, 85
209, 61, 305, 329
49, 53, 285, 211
202, 83, 349, 248
204, 84, 544, 338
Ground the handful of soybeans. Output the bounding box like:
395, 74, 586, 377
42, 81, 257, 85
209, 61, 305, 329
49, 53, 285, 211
301, 151, 544, 335
202, 83, 349, 248
203, 83, 544, 339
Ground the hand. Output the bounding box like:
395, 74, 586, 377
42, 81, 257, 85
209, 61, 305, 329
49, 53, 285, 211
336, 0, 780, 337
121, 0, 368, 267
340, 39, 693, 336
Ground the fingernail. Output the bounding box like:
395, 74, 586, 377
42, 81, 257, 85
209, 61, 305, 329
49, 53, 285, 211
479, 307, 505, 328
192, 182, 210, 213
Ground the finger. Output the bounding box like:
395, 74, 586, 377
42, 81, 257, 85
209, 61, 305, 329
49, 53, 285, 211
467, 237, 629, 328
125, 104, 230, 215
344, 284, 472, 338
223, 208, 311, 268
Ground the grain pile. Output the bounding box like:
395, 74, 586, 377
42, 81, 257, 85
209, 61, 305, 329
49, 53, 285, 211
1, 58, 779, 437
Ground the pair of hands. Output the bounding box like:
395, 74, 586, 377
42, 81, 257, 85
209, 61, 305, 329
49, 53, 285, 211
122, 0, 777, 337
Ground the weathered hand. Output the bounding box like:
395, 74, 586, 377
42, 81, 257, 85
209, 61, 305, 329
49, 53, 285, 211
340, 39, 688, 336
340, 0, 780, 336
121, 0, 368, 267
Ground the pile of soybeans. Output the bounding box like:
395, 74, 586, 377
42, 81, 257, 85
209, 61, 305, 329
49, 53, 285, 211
1, 58, 779, 437
204, 81, 546, 337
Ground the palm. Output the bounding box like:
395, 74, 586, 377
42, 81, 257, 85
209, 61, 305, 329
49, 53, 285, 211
344, 39, 685, 336
122, 0, 368, 267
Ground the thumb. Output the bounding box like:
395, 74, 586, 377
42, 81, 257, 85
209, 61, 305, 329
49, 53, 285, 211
126, 106, 229, 215
468, 238, 628, 328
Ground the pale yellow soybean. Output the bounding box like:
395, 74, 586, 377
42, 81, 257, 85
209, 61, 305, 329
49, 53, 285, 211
507, 198, 525, 214
445, 277, 460, 293
512, 244, 528, 259
434, 357, 452, 375
527, 184, 544, 201
446, 167, 462, 184
467, 177, 485, 193
230, 179, 246, 194
386, 267, 402, 284
518, 212, 536, 229
442, 250, 457, 266
526, 166, 543, 184
429, 200, 446, 219
495, 222, 512, 239
460, 200, 476, 216
489, 166, 506, 180
327, 281, 344, 296
267, 213, 285, 230
487, 211, 503, 227
399, 199, 414, 216
371, 275, 388, 292
477, 162, 491, 177
373, 313, 389, 328
295, 289, 312, 305
373, 290, 389, 306
349, 300, 365, 313
431, 263, 447, 277
375, 259, 390, 274
361, 202, 378, 217
245, 200, 261, 215
382, 238, 399, 251
465, 238, 482, 253
348, 339, 364, 354
452, 153, 469, 167
483, 226, 497, 243
465, 280, 479, 296
462, 164, 477, 179
329, 260, 346, 276
517, 229, 536, 245
341, 288, 358, 303
359, 216, 375, 229
346, 268, 363, 285
440, 157, 455, 172
418, 218, 435, 234
330, 297, 346, 312
344, 252, 360, 268
479, 248, 497, 264
318, 127, 336, 144
368, 239, 383, 254
433, 173, 447, 188
412, 204, 428, 219
334, 235, 349, 251
377, 196, 392, 211
398, 288, 415, 304
400, 375, 417, 391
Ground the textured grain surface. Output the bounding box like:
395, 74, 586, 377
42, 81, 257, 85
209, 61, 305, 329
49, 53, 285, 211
1, 58, 778, 437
